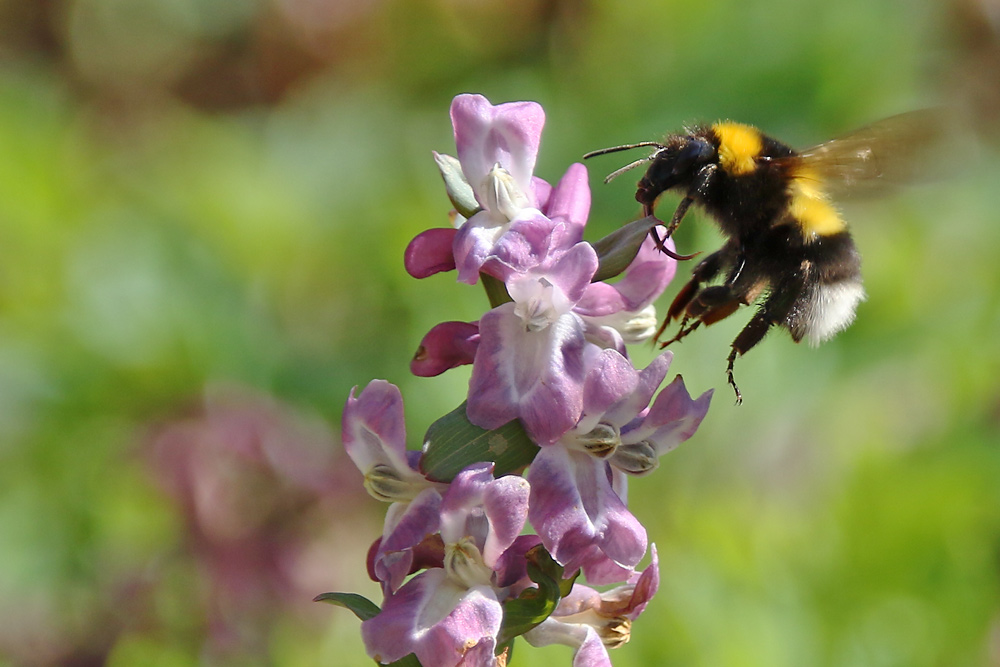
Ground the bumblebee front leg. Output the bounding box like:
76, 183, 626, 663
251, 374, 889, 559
648, 196, 699, 261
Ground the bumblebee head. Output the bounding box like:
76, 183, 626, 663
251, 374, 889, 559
584, 133, 717, 214
635, 136, 716, 209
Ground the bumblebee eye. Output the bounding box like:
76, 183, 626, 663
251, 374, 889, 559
673, 138, 714, 175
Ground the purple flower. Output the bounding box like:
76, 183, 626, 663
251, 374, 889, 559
528, 444, 646, 585
404, 94, 591, 285
342, 381, 430, 502
411, 321, 481, 377
405, 227, 458, 279
361, 463, 530, 667
363, 568, 502, 666
523, 546, 660, 667
612, 360, 714, 475
526, 352, 711, 582
466, 241, 599, 444
342, 380, 447, 592
333, 92, 720, 665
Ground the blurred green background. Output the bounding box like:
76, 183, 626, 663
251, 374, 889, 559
1, 0, 998, 665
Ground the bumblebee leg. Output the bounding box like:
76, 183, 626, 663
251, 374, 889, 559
659, 290, 743, 349
664, 248, 730, 323
658, 316, 700, 348
725, 277, 804, 404
663, 196, 693, 239
645, 197, 701, 261
726, 313, 773, 405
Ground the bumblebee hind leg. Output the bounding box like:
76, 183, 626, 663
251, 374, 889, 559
726, 313, 774, 405
725, 276, 805, 404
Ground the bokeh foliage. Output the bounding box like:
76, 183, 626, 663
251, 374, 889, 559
0, 0, 998, 665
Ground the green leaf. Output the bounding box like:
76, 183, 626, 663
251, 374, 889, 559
590, 216, 658, 282
434, 152, 481, 219
496, 545, 574, 645
420, 402, 538, 482
313, 592, 380, 621
385, 655, 423, 667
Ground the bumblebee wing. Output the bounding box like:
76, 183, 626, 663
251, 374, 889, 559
778, 109, 948, 198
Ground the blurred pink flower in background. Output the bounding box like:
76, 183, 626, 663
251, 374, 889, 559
146, 384, 374, 659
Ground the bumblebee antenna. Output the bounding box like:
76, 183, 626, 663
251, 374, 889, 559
600, 158, 653, 184
584, 141, 666, 184
583, 141, 664, 159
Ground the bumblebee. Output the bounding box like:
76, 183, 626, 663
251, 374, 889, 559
585, 111, 941, 403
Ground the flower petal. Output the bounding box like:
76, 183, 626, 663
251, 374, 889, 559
523, 619, 612, 667
623, 543, 659, 620
492, 534, 543, 590
482, 211, 559, 280
342, 380, 412, 478
540, 242, 600, 305
468, 306, 589, 444
438, 462, 530, 562
406, 227, 459, 278
579, 348, 639, 430
528, 447, 647, 583
451, 94, 544, 201
611, 226, 678, 311
621, 376, 713, 456
543, 163, 591, 242
375, 487, 444, 591
362, 569, 503, 667
453, 210, 508, 284
603, 351, 673, 427
411, 321, 480, 377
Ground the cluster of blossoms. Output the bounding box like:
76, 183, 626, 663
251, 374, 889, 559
325, 94, 713, 666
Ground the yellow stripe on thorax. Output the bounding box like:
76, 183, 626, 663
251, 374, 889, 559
788, 165, 845, 239
713, 122, 763, 176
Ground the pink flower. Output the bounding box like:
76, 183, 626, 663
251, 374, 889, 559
404, 94, 590, 284
527, 352, 711, 582
524, 547, 660, 666
466, 242, 599, 444
361, 463, 530, 667
342, 380, 446, 592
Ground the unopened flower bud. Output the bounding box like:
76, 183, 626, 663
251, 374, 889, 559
584, 304, 660, 345
616, 305, 659, 343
